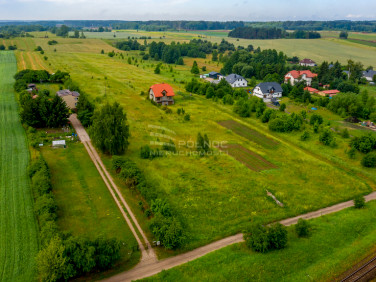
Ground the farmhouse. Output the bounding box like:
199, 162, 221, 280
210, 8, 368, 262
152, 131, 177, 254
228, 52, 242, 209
149, 83, 175, 105
285, 70, 317, 86
225, 74, 248, 88
208, 71, 222, 79
253, 82, 283, 102
299, 58, 317, 67
362, 70, 376, 82
56, 89, 80, 109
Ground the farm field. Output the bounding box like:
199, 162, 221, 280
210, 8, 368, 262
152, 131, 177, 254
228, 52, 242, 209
0, 51, 39, 281
218, 144, 278, 172
41, 142, 141, 275
142, 200, 376, 282
71, 29, 376, 66
9, 36, 375, 253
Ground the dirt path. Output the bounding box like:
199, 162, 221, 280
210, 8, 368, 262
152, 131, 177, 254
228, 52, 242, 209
104, 191, 376, 282
69, 115, 156, 263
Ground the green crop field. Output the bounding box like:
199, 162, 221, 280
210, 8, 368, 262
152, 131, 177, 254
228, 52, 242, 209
41, 142, 141, 274
0, 51, 39, 281
218, 144, 278, 172
143, 200, 376, 282
218, 120, 279, 149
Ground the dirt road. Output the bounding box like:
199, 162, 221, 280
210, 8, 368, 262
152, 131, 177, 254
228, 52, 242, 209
69, 114, 156, 263
69, 114, 376, 282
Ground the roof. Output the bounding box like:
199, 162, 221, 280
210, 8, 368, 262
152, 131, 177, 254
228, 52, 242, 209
225, 74, 246, 84
150, 83, 175, 98
321, 90, 340, 95
52, 140, 66, 146
255, 82, 283, 94
209, 71, 220, 76
56, 89, 80, 97
300, 58, 316, 64
363, 70, 376, 78
304, 87, 319, 93
286, 70, 318, 79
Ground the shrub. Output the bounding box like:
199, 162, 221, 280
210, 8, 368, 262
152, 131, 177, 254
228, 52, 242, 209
319, 128, 336, 146
267, 223, 288, 250
149, 214, 185, 249
341, 128, 350, 138
361, 152, 376, 167
347, 147, 356, 159
310, 113, 323, 125
244, 225, 270, 253
184, 114, 190, 121
300, 130, 310, 141
151, 199, 172, 217
279, 103, 286, 112
295, 219, 310, 237
354, 195, 366, 209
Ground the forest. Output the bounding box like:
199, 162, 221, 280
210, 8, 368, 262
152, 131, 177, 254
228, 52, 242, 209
228, 27, 321, 39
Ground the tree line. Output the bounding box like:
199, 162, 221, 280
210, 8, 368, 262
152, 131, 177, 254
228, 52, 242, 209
228, 27, 321, 39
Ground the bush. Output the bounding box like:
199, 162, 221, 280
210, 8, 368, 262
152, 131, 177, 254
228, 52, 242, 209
184, 114, 190, 121
354, 195, 366, 209
310, 113, 323, 125
245, 223, 288, 253
295, 219, 310, 237
319, 128, 336, 146
151, 199, 172, 217
267, 223, 288, 250
300, 130, 310, 141
149, 214, 185, 249
279, 103, 286, 112
361, 152, 376, 167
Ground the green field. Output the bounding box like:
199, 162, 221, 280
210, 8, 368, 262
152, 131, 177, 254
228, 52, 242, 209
142, 200, 376, 282
41, 142, 141, 275
0, 51, 39, 281
7, 36, 371, 253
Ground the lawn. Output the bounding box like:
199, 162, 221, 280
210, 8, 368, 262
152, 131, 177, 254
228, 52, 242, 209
0, 51, 39, 281
142, 200, 376, 282
41, 142, 141, 275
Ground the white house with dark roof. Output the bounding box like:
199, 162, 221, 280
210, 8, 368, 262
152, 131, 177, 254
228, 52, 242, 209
224, 74, 248, 88
299, 58, 317, 67
253, 82, 283, 102
362, 70, 376, 82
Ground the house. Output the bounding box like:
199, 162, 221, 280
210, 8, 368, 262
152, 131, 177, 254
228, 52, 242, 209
52, 140, 66, 148
253, 82, 283, 102
284, 70, 317, 86
362, 70, 376, 82
208, 71, 222, 79
225, 74, 248, 88
56, 89, 80, 109
299, 58, 317, 67
318, 89, 340, 97
149, 83, 175, 105
304, 87, 319, 94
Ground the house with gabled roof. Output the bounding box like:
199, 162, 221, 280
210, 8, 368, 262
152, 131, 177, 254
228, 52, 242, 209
285, 70, 317, 86
299, 58, 317, 67
362, 70, 376, 82
253, 82, 283, 102
149, 83, 175, 105
225, 74, 248, 88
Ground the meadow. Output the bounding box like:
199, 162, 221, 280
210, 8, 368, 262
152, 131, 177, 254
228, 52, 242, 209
5, 34, 374, 253
0, 51, 39, 281
142, 200, 376, 282
41, 142, 141, 276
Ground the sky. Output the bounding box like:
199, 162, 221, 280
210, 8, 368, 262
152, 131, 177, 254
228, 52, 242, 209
0, 0, 375, 21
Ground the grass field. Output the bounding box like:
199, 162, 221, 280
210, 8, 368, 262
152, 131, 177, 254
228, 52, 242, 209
41, 142, 141, 275
6, 35, 375, 256
142, 200, 376, 282
0, 51, 39, 281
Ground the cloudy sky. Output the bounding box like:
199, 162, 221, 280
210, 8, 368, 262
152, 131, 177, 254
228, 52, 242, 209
0, 0, 375, 21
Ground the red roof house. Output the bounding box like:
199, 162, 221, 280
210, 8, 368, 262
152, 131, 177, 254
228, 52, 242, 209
149, 83, 175, 105
304, 87, 319, 94
318, 89, 340, 97
285, 70, 318, 86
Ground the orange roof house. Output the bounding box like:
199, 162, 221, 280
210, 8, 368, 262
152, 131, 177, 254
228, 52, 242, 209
149, 83, 175, 105
318, 89, 340, 97
304, 87, 319, 94
285, 70, 318, 86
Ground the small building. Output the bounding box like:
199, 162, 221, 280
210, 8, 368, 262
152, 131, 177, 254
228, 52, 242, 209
56, 89, 80, 109
299, 58, 317, 67
52, 140, 66, 148
285, 70, 318, 86
208, 71, 222, 79
318, 89, 340, 97
225, 74, 248, 88
253, 82, 283, 102
362, 70, 376, 82
149, 83, 175, 105
304, 87, 319, 94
